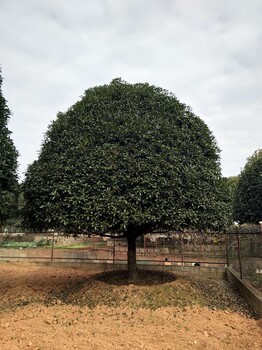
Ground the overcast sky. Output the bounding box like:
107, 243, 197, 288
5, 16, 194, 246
1, 0, 261, 180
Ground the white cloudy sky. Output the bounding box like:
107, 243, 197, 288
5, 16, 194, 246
1, 0, 262, 180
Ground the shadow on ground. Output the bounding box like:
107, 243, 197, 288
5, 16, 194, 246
94, 270, 177, 286
0, 265, 257, 317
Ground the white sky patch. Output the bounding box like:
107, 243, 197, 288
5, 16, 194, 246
0, 0, 262, 180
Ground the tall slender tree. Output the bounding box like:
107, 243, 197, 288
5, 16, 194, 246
234, 149, 262, 224
23, 79, 229, 280
0, 68, 18, 230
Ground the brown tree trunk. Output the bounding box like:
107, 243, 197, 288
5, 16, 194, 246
127, 234, 138, 282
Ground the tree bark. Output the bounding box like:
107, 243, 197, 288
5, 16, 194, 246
127, 234, 138, 282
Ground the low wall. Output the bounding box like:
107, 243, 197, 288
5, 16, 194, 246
0, 259, 226, 279
138, 263, 226, 278
0, 248, 109, 260
226, 267, 262, 318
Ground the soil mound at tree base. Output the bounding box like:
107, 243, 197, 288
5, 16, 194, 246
0, 264, 261, 350
0, 265, 257, 316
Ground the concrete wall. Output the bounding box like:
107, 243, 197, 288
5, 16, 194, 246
0, 258, 226, 279
0, 247, 225, 268
226, 267, 262, 318
137, 263, 226, 279
0, 248, 109, 260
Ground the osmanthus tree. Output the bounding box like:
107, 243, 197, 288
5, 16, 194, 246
0, 68, 18, 230
234, 149, 262, 224
23, 79, 229, 280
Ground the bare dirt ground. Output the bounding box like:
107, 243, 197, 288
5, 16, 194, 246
0, 263, 261, 350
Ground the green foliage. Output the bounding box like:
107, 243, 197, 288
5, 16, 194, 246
0, 68, 18, 228
224, 176, 239, 198
234, 149, 262, 223
227, 223, 260, 234
0, 238, 50, 249
223, 176, 239, 222
0, 191, 17, 223
23, 79, 229, 235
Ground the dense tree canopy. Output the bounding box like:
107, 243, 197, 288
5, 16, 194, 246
23, 79, 229, 278
234, 149, 262, 224
0, 68, 18, 229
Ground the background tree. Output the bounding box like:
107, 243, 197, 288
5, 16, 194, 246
0, 67, 18, 230
234, 149, 262, 224
223, 176, 239, 222
23, 79, 229, 280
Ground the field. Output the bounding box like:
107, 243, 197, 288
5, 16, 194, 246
0, 263, 261, 350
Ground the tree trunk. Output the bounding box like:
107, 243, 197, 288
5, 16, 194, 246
127, 234, 138, 282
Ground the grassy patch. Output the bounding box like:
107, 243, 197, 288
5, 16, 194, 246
0, 239, 51, 249
54, 244, 90, 249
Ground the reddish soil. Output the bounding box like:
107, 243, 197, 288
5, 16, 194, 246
0, 263, 261, 350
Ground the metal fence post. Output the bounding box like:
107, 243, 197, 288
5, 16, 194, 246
113, 237, 116, 264
180, 232, 184, 266
51, 231, 55, 261
235, 224, 243, 279
225, 231, 229, 267
259, 221, 262, 241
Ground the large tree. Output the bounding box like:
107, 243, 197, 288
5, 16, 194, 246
234, 149, 262, 224
0, 68, 18, 230
23, 79, 228, 280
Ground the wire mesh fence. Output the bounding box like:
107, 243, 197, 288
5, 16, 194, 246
226, 225, 262, 290
1, 224, 261, 293
0, 230, 226, 267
